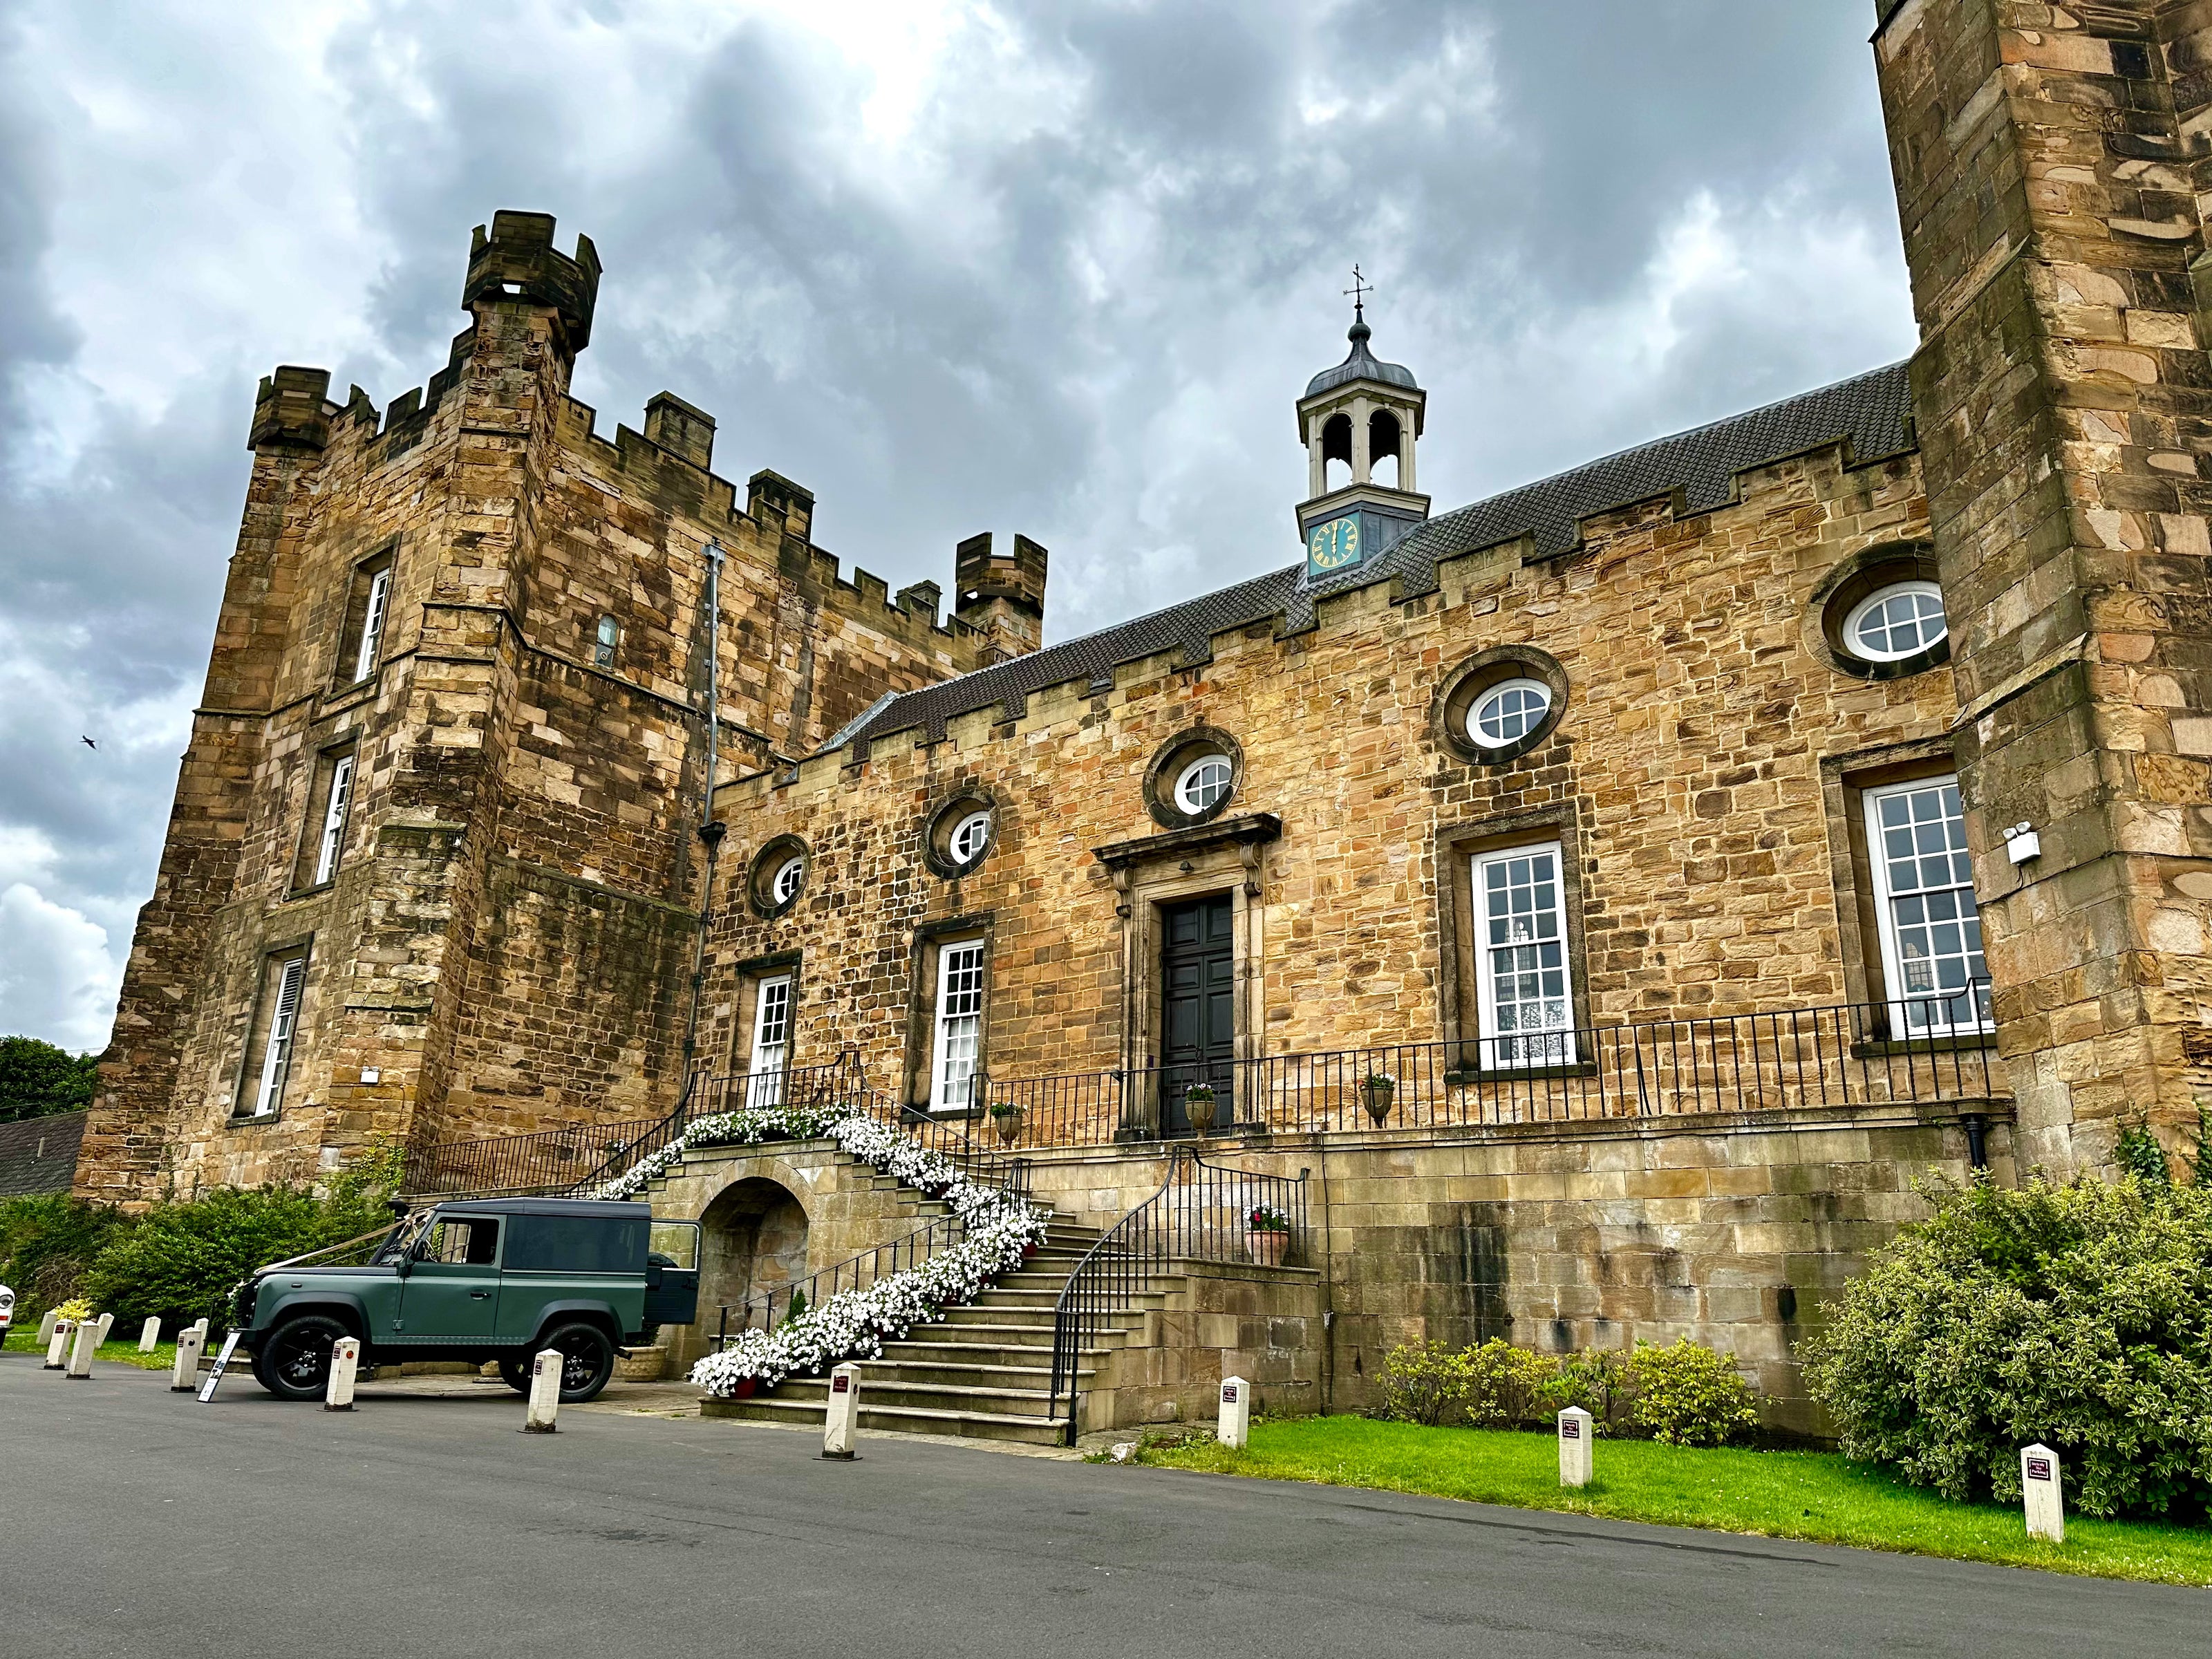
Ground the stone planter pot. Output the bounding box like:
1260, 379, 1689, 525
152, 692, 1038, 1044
991, 1109, 1024, 1145
1246, 1228, 1291, 1268
1185, 1091, 1219, 1134
615, 1345, 668, 1382
1361, 1080, 1396, 1127
730, 1376, 758, 1400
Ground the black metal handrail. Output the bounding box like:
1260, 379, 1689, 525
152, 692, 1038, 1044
984, 985, 2000, 1149
1047, 1147, 1309, 1432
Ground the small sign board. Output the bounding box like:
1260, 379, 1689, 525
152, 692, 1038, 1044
832, 1374, 851, 1394
1221, 1383, 1238, 1403
1560, 1416, 1582, 1441
197, 1329, 243, 1403
2025, 1456, 2052, 1482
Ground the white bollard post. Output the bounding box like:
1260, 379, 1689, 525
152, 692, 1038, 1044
822, 1362, 861, 1459
1217, 1375, 1251, 1450
522, 1348, 561, 1433
45, 1320, 73, 1369
1558, 1407, 1594, 1488
66, 1318, 97, 1378
138, 1316, 162, 1353
171, 1326, 205, 1391
2021, 1443, 2065, 1544
189, 1316, 209, 1340
325, 1337, 361, 1412
38, 1309, 58, 1348
95, 1312, 115, 1349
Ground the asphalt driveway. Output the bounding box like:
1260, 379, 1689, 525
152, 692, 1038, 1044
2, 1348, 2200, 1658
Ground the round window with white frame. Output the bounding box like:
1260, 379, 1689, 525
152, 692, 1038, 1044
1844, 580, 1949, 662
1468, 679, 1553, 749
770, 855, 805, 905
1174, 753, 1235, 816
948, 808, 992, 865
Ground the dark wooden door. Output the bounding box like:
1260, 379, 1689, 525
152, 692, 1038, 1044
1160, 894, 1236, 1133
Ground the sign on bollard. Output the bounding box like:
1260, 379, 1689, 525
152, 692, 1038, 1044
326, 1337, 361, 1412
522, 1348, 561, 1433
45, 1319, 73, 1370
138, 1316, 162, 1353
171, 1327, 205, 1391
1558, 1407, 1593, 1488
822, 1362, 861, 1459
65, 1318, 98, 1378
2021, 1443, 2064, 1544
1217, 1376, 1251, 1450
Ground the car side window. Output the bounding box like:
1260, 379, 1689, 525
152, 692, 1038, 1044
420, 1217, 500, 1266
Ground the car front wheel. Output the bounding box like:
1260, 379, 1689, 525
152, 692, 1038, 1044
538, 1321, 615, 1403
250, 1313, 348, 1401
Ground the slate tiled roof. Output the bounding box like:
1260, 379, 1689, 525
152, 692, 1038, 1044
0, 1110, 85, 1199
846, 361, 1913, 750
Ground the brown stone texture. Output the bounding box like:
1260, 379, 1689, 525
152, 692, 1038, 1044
1875, 0, 2212, 1170
703, 443, 1955, 1103
81, 212, 1000, 1204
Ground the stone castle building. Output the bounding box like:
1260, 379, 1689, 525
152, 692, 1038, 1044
75, 1, 2212, 1427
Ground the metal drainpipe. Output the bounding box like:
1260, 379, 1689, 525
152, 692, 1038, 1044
677, 541, 727, 1133
1962, 1111, 1989, 1172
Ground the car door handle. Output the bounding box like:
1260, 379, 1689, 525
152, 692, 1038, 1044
469, 1291, 491, 1300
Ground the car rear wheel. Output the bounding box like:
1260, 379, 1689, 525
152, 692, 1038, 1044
538, 1321, 615, 1403
496, 1356, 532, 1394
250, 1313, 348, 1401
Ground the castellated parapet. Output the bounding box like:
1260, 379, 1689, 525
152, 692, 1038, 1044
79, 210, 1017, 1204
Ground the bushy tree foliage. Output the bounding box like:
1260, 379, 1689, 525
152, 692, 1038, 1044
0, 1035, 100, 1123
1803, 1172, 2212, 1519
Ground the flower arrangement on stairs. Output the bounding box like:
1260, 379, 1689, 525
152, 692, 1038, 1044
597, 1101, 1050, 1398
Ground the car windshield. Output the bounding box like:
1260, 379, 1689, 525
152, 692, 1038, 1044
371, 1209, 435, 1265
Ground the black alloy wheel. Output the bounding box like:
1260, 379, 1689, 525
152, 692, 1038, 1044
496, 1356, 532, 1394
538, 1321, 615, 1403
250, 1313, 348, 1401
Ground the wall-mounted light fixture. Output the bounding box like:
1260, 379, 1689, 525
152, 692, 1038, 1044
2003, 821, 2041, 865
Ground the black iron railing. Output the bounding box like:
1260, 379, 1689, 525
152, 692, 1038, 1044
713, 1208, 964, 1348
1047, 1147, 1309, 1432
983, 987, 2000, 1149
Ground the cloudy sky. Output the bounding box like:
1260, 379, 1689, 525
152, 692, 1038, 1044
0, 1, 1913, 1054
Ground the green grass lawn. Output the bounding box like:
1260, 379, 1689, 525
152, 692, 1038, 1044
1134, 1416, 2212, 1587
6, 1322, 180, 1371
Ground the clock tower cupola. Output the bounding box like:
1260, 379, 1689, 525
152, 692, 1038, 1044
1295, 272, 1430, 582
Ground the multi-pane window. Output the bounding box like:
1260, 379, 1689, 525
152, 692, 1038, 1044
1864, 777, 1989, 1032
771, 855, 805, 905
1845, 581, 1948, 662
1174, 754, 1233, 815
746, 974, 794, 1108
243, 953, 308, 1118
343, 556, 394, 684
311, 753, 355, 885
930, 940, 986, 1111
948, 809, 992, 865
1472, 843, 1575, 1067
1468, 679, 1552, 748
593, 615, 619, 669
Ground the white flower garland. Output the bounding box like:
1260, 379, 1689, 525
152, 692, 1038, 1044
595, 1101, 1050, 1396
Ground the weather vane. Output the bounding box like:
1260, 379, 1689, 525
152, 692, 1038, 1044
1344, 264, 1372, 320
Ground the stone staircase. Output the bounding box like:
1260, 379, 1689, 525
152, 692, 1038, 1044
700, 1215, 1169, 1446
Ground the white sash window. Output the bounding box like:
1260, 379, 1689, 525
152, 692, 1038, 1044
353, 567, 391, 682
1473, 843, 1575, 1068
250, 955, 308, 1118
746, 974, 793, 1108
312, 754, 355, 885
1864, 776, 1990, 1034
930, 940, 986, 1112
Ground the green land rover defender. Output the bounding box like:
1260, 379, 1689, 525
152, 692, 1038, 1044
234, 1197, 700, 1403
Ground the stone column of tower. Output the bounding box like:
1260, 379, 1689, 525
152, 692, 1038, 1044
1873, 1, 2212, 1172
1293, 305, 1430, 581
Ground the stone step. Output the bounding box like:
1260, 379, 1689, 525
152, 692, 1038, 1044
773, 1375, 1066, 1419
832, 1356, 1092, 1389
702, 1393, 1071, 1447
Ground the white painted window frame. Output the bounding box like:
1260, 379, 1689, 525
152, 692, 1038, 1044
1862, 775, 1991, 1037
249, 955, 308, 1118
1471, 840, 1577, 1069
746, 973, 794, 1109
930, 939, 986, 1113
353, 567, 391, 682
311, 753, 355, 886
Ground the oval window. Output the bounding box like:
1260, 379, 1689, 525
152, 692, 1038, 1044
1174, 754, 1235, 815
948, 809, 992, 865
1468, 679, 1553, 749
770, 854, 806, 905
1844, 581, 1948, 662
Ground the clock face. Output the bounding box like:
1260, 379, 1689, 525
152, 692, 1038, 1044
1306, 513, 1362, 576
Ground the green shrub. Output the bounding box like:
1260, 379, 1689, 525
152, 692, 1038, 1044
1371, 1341, 1475, 1426
1530, 1347, 1624, 1433
0, 1192, 136, 1322
1622, 1338, 1759, 1447
2116, 1121, 2172, 1188
1802, 1172, 2212, 1519
1460, 1337, 1559, 1428
0, 1035, 100, 1123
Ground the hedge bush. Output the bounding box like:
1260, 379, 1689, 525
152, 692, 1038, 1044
1369, 1335, 1757, 1445
1802, 1171, 2212, 1520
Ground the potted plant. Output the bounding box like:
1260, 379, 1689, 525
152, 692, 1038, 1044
1360, 1070, 1397, 1127
988, 1098, 1026, 1145
1183, 1081, 1218, 1134
1246, 1203, 1293, 1267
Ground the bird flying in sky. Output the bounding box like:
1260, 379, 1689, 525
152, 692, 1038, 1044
81, 736, 97, 751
